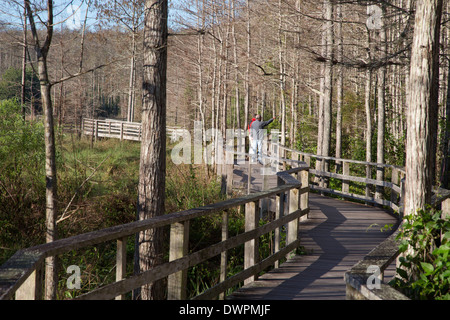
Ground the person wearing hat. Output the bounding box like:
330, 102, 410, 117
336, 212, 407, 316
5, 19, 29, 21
249, 114, 275, 164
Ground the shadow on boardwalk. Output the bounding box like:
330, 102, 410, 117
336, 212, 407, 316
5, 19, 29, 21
228, 193, 399, 300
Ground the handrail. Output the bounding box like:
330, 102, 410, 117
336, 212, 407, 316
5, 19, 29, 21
81, 118, 182, 142
274, 144, 450, 300
276, 144, 405, 215
344, 190, 450, 300
9, 121, 449, 300
0, 163, 309, 300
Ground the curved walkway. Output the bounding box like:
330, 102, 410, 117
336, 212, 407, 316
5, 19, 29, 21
228, 193, 399, 300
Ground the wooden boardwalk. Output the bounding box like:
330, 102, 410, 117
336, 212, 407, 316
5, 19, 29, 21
228, 163, 399, 300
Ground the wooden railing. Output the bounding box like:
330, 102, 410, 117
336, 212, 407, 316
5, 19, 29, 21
4, 119, 448, 300
0, 161, 309, 300
276, 145, 405, 215
81, 118, 182, 142
344, 187, 450, 300
271, 145, 450, 299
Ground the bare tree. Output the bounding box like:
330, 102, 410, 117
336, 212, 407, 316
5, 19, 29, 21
24, 0, 58, 300
375, 3, 387, 200
135, 0, 168, 300
319, 0, 334, 185
244, 0, 251, 131
404, 0, 443, 215
96, 0, 145, 122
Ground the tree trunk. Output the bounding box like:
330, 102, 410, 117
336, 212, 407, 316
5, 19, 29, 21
21, 2, 27, 120
278, 0, 286, 148
321, 0, 333, 185
365, 69, 373, 197
244, 0, 251, 131
127, 30, 137, 122
375, 4, 387, 200
135, 0, 167, 300
40, 63, 58, 300
441, 62, 450, 189
404, 0, 443, 216
335, 2, 343, 169
25, 0, 58, 300
232, 0, 240, 129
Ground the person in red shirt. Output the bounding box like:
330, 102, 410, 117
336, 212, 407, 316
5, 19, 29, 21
249, 114, 275, 164
248, 116, 256, 158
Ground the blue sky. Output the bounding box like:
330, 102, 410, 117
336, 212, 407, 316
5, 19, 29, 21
57, 0, 185, 31
0, 0, 187, 30
0, 0, 184, 31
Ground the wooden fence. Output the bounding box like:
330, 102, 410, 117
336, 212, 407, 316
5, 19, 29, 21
4, 119, 450, 300
81, 118, 182, 142
344, 187, 450, 300
0, 161, 309, 300
276, 145, 405, 215
270, 145, 450, 300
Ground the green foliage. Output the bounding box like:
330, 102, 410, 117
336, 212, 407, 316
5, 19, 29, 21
97, 95, 121, 118
295, 114, 318, 154
165, 162, 223, 212
392, 208, 450, 300
0, 99, 46, 257
0, 67, 41, 112
56, 137, 140, 236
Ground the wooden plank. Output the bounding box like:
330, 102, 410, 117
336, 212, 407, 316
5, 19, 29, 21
0, 181, 302, 299
244, 201, 259, 285
74, 207, 309, 300
311, 185, 397, 210
115, 237, 127, 300
194, 239, 301, 300
279, 145, 405, 172
167, 221, 189, 300
219, 211, 229, 300
274, 193, 284, 269
287, 182, 299, 248
15, 262, 43, 300
311, 168, 396, 189
228, 194, 399, 300
0, 249, 44, 300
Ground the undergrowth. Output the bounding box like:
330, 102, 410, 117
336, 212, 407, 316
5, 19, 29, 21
0, 108, 286, 299
391, 208, 450, 300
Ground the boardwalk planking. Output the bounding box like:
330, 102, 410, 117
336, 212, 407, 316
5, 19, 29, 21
228, 189, 399, 300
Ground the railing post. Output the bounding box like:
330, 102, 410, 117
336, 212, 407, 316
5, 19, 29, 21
219, 211, 229, 300
442, 198, 450, 220
274, 192, 284, 269
95, 120, 99, 142
304, 155, 311, 167
366, 164, 372, 204
247, 160, 252, 194
287, 177, 299, 252
244, 201, 259, 285
300, 169, 309, 221
15, 262, 43, 300
226, 135, 234, 196
375, 165, 385, 201
343, 161, 350, 194
399, 177, 406, 218
391, 168, 399, 205
115, 236, 127, 300
167, 221, 189, 300
277, 143, 281, 172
